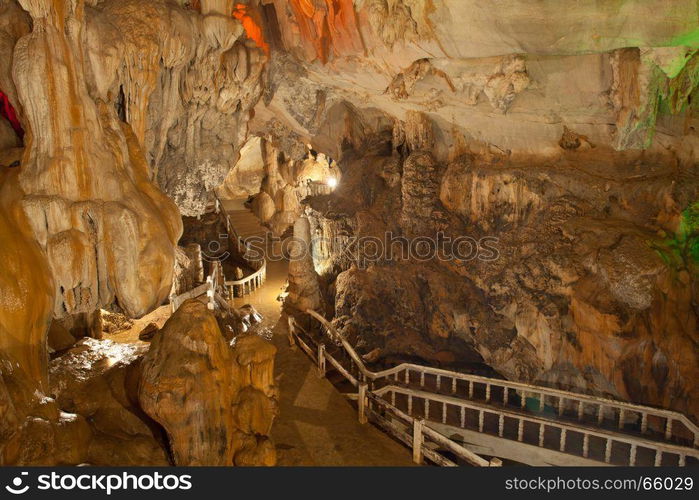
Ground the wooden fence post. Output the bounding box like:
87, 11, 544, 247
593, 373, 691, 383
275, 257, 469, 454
206, 276, 215, 311
412, 418, 424, 464
358, 383, 368, 424
318, 344, 326, 378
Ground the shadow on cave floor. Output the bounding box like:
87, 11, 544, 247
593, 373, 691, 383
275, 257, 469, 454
223, 198, 415, 466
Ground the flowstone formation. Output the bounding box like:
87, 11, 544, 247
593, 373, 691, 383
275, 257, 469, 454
1, 299, 277, 466
0, 0, 271, 466
140, 300, 277, 467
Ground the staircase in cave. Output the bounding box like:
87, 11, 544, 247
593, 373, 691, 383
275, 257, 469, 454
194, 197, 269, 298
221, 198, 269, 241
289, 311, 699, 468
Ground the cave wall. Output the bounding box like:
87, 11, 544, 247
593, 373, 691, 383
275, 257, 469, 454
244, 0, 699, 422
0, 0, 270, 465
301, 122, 699, 421
0, 0, 697, 463
255, 0, 698, 163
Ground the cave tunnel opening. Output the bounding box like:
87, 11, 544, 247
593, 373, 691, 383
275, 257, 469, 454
0, 89, 24, 143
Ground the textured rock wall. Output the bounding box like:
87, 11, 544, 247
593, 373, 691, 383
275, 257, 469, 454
242, 1, 699, 423
3, 298, 277, 466
80, 0, 266, 216
255, 0, 698, 163
0, 0, 269, 465
11, 0, 182, 326
303, 133, 699, 421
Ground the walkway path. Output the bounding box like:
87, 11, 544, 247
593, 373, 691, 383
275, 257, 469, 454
222, 199, 414, 466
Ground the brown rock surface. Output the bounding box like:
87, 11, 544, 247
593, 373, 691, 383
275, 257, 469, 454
139, 299, 277, 466
49, 337, 169, 466
305, 144, 699, 422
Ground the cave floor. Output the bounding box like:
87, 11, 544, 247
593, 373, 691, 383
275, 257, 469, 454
224, 199, 416, 466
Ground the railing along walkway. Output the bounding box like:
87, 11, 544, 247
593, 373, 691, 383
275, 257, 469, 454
206, 195, 267, 297
170, 261, 230, 313
224, 260, 266, 297
288, 310, 699, 467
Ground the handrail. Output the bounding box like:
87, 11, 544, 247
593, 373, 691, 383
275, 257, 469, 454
223, 259, 266, 297
376, 385, 699, 466
225, 259, 266, 286
170, 260, 223, 313
208, 194, 268, 297
296, 180, 333, 200
289, 315, 495, 466
303, 309, 699, 448
364, 390, 494, 467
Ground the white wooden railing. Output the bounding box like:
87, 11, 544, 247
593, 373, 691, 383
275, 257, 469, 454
288, 315, 499, 466
224, 259, 267, 297
205, 193, 267, 297
375, 385, 699, 467
296, 180, 334, 201
363, 389, 500, 467
170, 261, 220, 313
288, 310, 699, 467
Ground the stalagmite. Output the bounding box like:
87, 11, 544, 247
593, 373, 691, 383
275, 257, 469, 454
286, 215, 322, 312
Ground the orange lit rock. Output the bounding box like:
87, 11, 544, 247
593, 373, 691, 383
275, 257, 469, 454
285, 0, 363, 63
232, 3, 270, 55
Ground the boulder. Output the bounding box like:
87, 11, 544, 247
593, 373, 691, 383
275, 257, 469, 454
138, 323, 159, 342
139, 300, 277, 466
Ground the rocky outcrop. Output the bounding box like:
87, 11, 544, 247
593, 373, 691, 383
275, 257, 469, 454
172, 244, 205, 296
0, 351, 92, 466
139, 300, 277, 466
255, 0, 698, 164
611, 47, 699, 151
217, 136, 266, 199
79, 0, 267, 216
0, 167, 53, 386
14, 1, 182, 323
49, 338, 169, 466
304, 141, 699, 422
2, 298, 279, 466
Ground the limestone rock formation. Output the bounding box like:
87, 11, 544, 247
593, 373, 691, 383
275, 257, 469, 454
172, 244, 205, 296
286, 216, 322, 312
217, 136, 266, 198
49, 338, 169, 466
1, 0, 698, 468
14, 1, 183, 322
306, 145, 699, 421
257, 0, 698, 163
139, 300, 277, 466
252, 190, 276, 223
